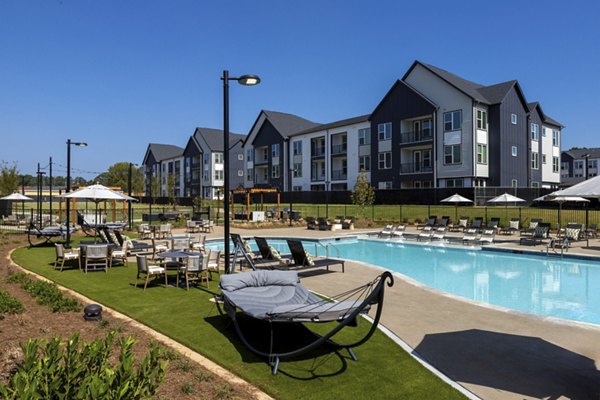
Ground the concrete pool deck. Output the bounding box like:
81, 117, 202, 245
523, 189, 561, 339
206, 224, 600, 400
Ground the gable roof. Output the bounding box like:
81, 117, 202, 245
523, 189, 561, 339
193, 127, 244, 152
371, 79, 438, 118
291, 114, 370, 136
563, 148, 600, 159
261, 110, 320, 138
403, 61, 530, 108
143, 143, 184, 165
528, 102, 565, 128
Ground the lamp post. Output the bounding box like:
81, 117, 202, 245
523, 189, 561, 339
128, 163, 138, 230
222, 70, 260, 274
325, 180, 330, 219
289, 167, 298, 226
65, 139, 88, 248
582, 153, 590, 181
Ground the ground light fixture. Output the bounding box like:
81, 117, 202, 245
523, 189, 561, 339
66, 139, 87, 248
222, 70, 261, 274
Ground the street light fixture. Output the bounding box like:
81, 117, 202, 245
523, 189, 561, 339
222, 70, 260, 274
128, 163, 138, 230
66, 139, 87, 248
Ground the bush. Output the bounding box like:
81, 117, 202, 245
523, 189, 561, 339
0, 331, 167, 399
6, 272, 79, 312
0, 289, 24, 319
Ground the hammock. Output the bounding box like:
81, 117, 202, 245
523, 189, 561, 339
218, 270, 394, 374
27, 223, 74, 247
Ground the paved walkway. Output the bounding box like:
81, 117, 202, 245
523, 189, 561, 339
198, 224, 600, 400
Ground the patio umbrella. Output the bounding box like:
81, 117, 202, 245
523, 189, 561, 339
488, 193, 526, 222
61, 184, 137, 227
552, 175, 600, 198
441, 193, 473, 221
534, 194, 589, 231
1, 192, 34, 219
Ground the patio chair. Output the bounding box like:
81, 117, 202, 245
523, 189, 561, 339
519, 223, 550, 246
378, 224, 395, 238
186, 220, 200, 233
499, 218, 520, 235
151, 238, 169, 259
479, 229, 496, 244
177, 254, 209, 290
431, 226, 447, 241
417, 216, 437, 230
520, 218, 542, 237
436, 216, 450, 228
458, 228, 480, 245
171, 237, 191, 252
487, 217, 500, 231
585, 223, 597, 239
306, 217, 317, 230
283, 240, 345, 272
207, 249, 222, 277
554, 223, 584, 249
391, 225, 407, 239
342, 216, 355, 230
469, 217, 484, 232
190, 234, 206, 252
135, 255, 167, 290
83, 245, 109, 273
110, 240, 129, 267
54, 243, 80, 272
317, 217, 332, 231
158, 223, 172, 239
449, 216, 469, 232
137, 223, 152, 239
417, 226, 434, 241
218, 270, 394, 375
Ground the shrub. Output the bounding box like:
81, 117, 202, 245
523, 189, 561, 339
0, 289, 24, 319
7, 272, 79, 312
0, 331, 167, 399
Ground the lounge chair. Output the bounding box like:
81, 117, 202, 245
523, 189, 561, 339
449, 216, 469, 232
479, 229, 496, 244
417, 216, 437, 230
218, 270, 394, 374
431, 226, 447, 241
391, 225, 407, 239
436, 216, 450, 228
342, 217, 355, 230
284, 240, 345, 272
306, 217, 317, 230
378, 224, 395, 238
520, 223, 550, 246
469, 217, 484, 232
417, 226, 434, 241
499, 218, 520, 235
487, 217, 500, 231
318, 217, 332, 231
113, 230, 153, 254
460, 228, 480, 245
254, 237, 291, 264
520, 218, 542, 237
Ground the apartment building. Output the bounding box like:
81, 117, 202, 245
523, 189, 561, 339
561, 148, 600, 186
142, 143, 184, 197
182, 127, 245, 199
243, 110, 320, 191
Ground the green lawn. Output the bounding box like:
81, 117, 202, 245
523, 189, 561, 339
12, 243, 465, 400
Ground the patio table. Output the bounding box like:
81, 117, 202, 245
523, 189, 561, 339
156, 250, 199, 286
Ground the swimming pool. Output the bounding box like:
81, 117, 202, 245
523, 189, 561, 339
208, 237, 600, 326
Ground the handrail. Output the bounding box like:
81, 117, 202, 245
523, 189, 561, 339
325, 242, 341, 258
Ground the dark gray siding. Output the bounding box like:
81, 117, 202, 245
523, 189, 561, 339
528, 107, 543, 185
370, 81, 436, 188
253, 119, 284, 190
487, 105, 501, 186
497, 88, 529, 187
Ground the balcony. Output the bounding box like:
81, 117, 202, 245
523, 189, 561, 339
331, 143, 347, 155
311, 175, 326, 182
399, 130, 433, 144
399, 162, 433, 174
331, 170, 347, 180
312, 148, 326, 157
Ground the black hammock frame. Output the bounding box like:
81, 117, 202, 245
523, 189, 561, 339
218, 271, 394, 375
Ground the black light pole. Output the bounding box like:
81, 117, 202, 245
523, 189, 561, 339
289, 167, 296, 226
49, 157, 53, 224
583, 153, 590, 180
222, 70, 260, 274
325, 180, 330, 219
128, 163, 138, 230
65, 139, 88, 248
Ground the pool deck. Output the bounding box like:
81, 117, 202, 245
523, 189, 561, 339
200, 224, 600, 400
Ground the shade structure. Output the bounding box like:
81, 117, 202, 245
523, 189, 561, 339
0, 192, 34, 201
61, 184, 137, 227
553, 175, 600, 198
441, 193, 473, 221
488, 193, 526, 204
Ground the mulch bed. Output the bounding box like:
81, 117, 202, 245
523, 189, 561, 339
0, 235, 257, 399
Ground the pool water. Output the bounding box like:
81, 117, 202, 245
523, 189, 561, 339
208, 238, 600, 326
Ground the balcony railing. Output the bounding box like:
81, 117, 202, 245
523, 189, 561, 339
331, 143, 347, 155
312, 148, 326, 157
331, 170, 347, 180
399, 130, 433, 144
399, 162, 433, 174
311, 175, 326, 182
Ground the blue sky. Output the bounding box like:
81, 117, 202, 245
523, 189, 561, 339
1, 0, 599, 178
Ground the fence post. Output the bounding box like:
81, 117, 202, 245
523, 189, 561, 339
400, 205, 403, 223
485, 207, 488, 224
372, 205, 375, 221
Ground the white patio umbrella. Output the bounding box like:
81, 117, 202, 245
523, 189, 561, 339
488, 192, 526, 222
534, 194, 589, 231
61, 184, 137, 226
1, 192, 34, 219
441, 193, 473, 221
552, 175, 600, 198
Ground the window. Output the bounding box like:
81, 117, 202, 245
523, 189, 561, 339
378, 123, 392, 141
446, 178, 464, 188
476, 109, 488, 130
293, 186, 302, 191
574, 160, 584, 169
511, 179, 517, 188
215, 153, 223, 164
378, 181, 392, 190
293, 163, 302, 177
247, 149, 253, 162
359, 155, 371, 172
271, 164, 280, 178
511, 146, 518, 157
531, 123, 539, 141
378, 152, 391, 169
477, 144, 488, 164
542, 127, 547, 137
511, 114, 517, 124
552, 130, 559, 146
213, 170, 224, 181
271, 144, 280, 158
237, 170, 243, 177
542, 154, 547, 164
444, 110, 462, 132
553, 157, 559, 173
444, 144, 461, 164
590, 160, 598, 169
358, 128, 371, 145
531, 182, 539, 188
237, 154, 243, 161
531, 152, 539, 169
247, 168, 253, 180
293, 141, 302, 155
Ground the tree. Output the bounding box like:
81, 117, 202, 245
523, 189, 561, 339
93, 162, 144, 193
166, 174, 177, 208
0, 162, 20, 195
351, 171, 375, 218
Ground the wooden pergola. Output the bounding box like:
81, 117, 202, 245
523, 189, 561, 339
231, 188, 280, 221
